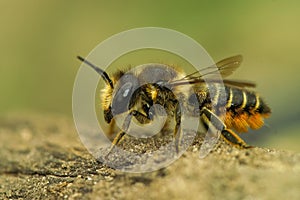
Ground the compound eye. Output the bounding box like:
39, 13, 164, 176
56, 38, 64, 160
118, 82, 133, 100
111, 74, 139, 115
122, 87, 131, 97
156, 80, 165, 85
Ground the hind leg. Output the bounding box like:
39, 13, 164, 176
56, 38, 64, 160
173, 101, 181, 154
200, 107, 251, 148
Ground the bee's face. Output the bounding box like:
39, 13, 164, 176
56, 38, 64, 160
101, 64, 183, 122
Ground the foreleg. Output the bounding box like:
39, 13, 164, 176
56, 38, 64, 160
106, 110, 151, 157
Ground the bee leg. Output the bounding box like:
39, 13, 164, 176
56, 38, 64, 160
105, 110, 151, 158
105, 112, 133, 158
201, 107, 251, 148
108, 119, 116, 137
174, 102, 181, 154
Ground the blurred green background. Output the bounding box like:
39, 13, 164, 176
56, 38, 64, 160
1, 1, 299, 152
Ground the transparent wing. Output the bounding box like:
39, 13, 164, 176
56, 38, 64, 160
180, 55, 243, 80
171, 78, 256, 88
170, 55, 256, 88
222, 79, 256, 88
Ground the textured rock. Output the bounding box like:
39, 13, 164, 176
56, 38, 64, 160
0, 114, 299, 200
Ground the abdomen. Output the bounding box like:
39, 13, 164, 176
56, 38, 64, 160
196, 83, 271, 133
223, 85, 271, 132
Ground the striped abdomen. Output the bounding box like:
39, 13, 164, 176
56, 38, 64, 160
194, 83, 271, 133
223, 85, 271, 132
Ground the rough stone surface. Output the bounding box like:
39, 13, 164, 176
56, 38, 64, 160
0, 114, 299, 200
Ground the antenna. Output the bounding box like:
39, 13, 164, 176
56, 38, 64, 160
77, 56, 114, 88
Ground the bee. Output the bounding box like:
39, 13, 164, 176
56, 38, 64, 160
77, 55, 271, 155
